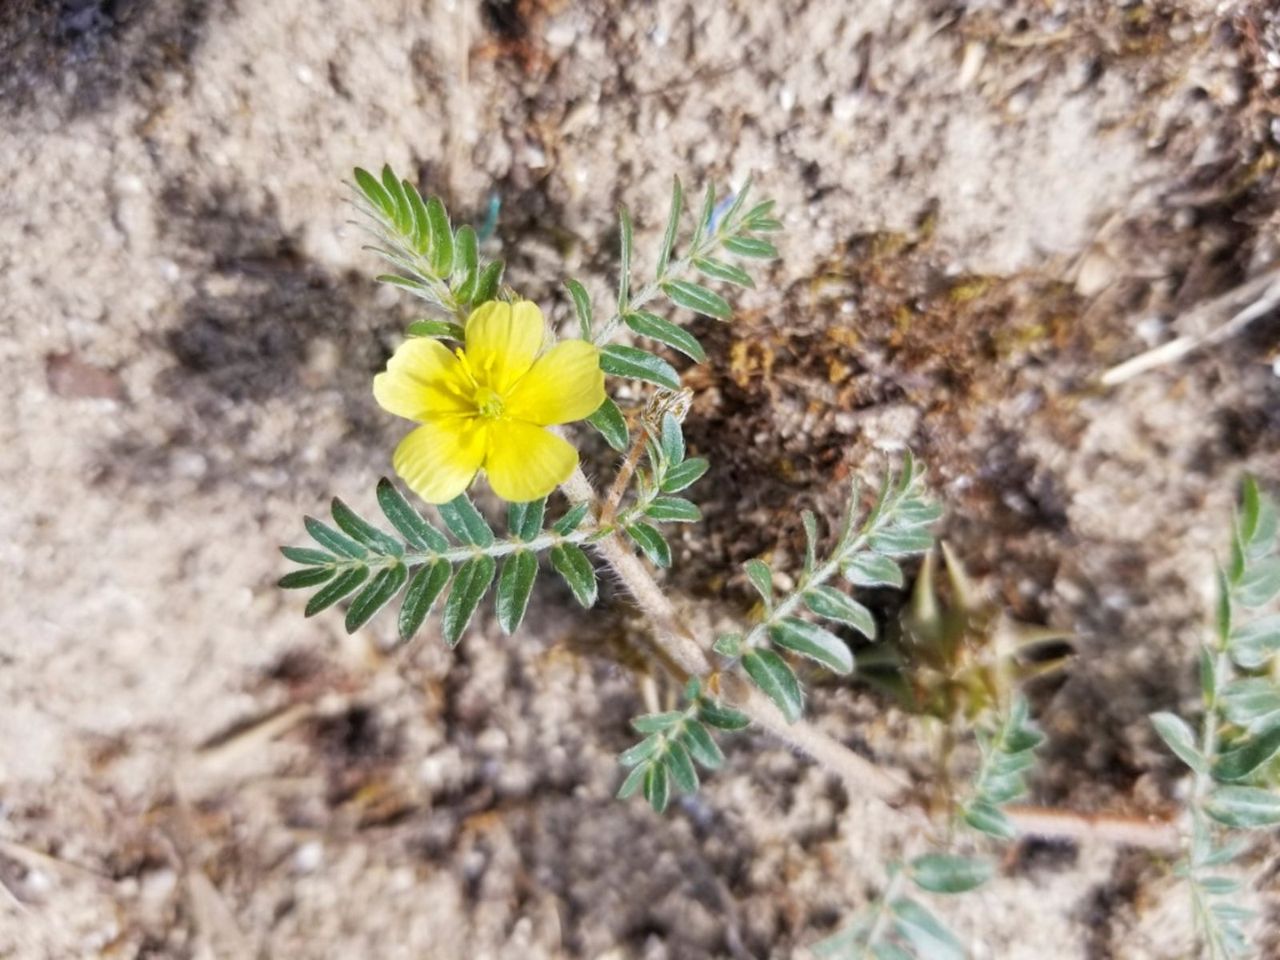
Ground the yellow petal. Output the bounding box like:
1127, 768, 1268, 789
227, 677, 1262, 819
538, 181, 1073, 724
464, 300, 546, 394
504, 339, 606, 426
392, 418, 489, 504
374, 337, 474, 421
483, 421, 577, 502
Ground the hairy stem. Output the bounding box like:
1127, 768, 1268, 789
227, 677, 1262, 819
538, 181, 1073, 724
600, 427, 649, 526
561, 466, 1184, 850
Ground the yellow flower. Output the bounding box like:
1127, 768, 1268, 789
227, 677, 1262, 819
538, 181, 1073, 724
374, 300, 605, 504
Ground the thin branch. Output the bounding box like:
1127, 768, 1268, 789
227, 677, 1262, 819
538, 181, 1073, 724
600, 426, 649, 526
1101, 268, 1280, 386
1003, 804, 1179, 849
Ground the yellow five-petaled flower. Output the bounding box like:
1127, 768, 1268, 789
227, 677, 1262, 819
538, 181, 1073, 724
374, 300, 605, 504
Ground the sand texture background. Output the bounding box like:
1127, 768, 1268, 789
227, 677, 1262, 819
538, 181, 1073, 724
2, 1, 1280, 957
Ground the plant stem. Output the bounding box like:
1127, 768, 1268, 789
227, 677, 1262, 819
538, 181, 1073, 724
860, 866, 908, 959
591, 197, 746, 346
600, 427, 649, 526
560, 466, 1185, 851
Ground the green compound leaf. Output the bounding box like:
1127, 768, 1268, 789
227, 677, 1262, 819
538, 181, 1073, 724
1213, 726, 1280, 782
280, 545, 336, 566
743, 558, 773, 607
769, 617, 854, 675
278, 567, 336, 590
587, 397, 630, 452
600, 344, 681, 390
694, 255, 754, 288
742, 648, 804, 722
550, 543, 598, 607
564, 278, 594, 339
345, 562, 409, 633
353, 166, 394, 218
379, 165, 410, 232
507, 497, 547, 543
644, 761, 670, 813
665, 739, 699, 793
895, 498, 945, 528
618, 205, 633, 313
867, 526, 935, 557
304, 516, 367, 559
439, 495, 495, 547
658, 413, 684, 465
699, 701, 751, 731
473, 260, 505, 305
656, 175, 683, 279
661, 279, 731, 319
495, 551, 538, 635
691, 182, 716, 249
1205, 785, 1280, 829
661, 457, 709, 493
804, 586, 877, 640
1151, 711, 1209, 775
842, 552, 904, 589
1231, 615, 1280, 670
909, 854, 994, 894
399, 560, 451, 641
964, 799, 1015, 839
801, 510, 819, 575
723, 235, 778, 260
1247, 496, 1277, 562
402, 180, 430, 253
452, 225, 479, 301
552, 501, 591, 535
645, 496, 701, 523
891, 898, 965, 960
631, 711, 684, 734
375, 479, 450, 552
1221, 678, 1280, 727
331, 498, 402, 556
1239, 558, 1280, 607
616, 762, 648, 799
624, 312, 706, 363
626, 522, 672, 568
406, 319, 466, 341
680, 720, 724, 770
426, 195, 453, 276
442, 555, 496, 647
304, 566, 370, 618
620, 735, 662, 767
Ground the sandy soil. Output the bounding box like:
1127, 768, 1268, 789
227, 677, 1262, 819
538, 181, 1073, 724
2, 1, 1279, 958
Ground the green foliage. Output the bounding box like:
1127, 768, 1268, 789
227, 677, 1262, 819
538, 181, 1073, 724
1149, 477, 1280, 959
586, 396, 630, 452
731, 454, 939, 721
959, 695, 1044, 839
907, 854, 993, 895
616, 678, 742, 813
814, 860, 977, 960
280, 484, 601, 643
564, 176, 778, 393
352, 165, 504, 323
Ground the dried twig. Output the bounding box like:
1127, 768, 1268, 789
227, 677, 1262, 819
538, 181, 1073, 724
1101, 268, 1280, 386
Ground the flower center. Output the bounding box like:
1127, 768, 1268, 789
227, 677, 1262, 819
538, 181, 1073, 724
474, 385, 505, 419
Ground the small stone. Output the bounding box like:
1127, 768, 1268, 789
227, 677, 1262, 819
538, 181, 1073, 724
45, 353, 124, 401
293, 841, 323, 874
